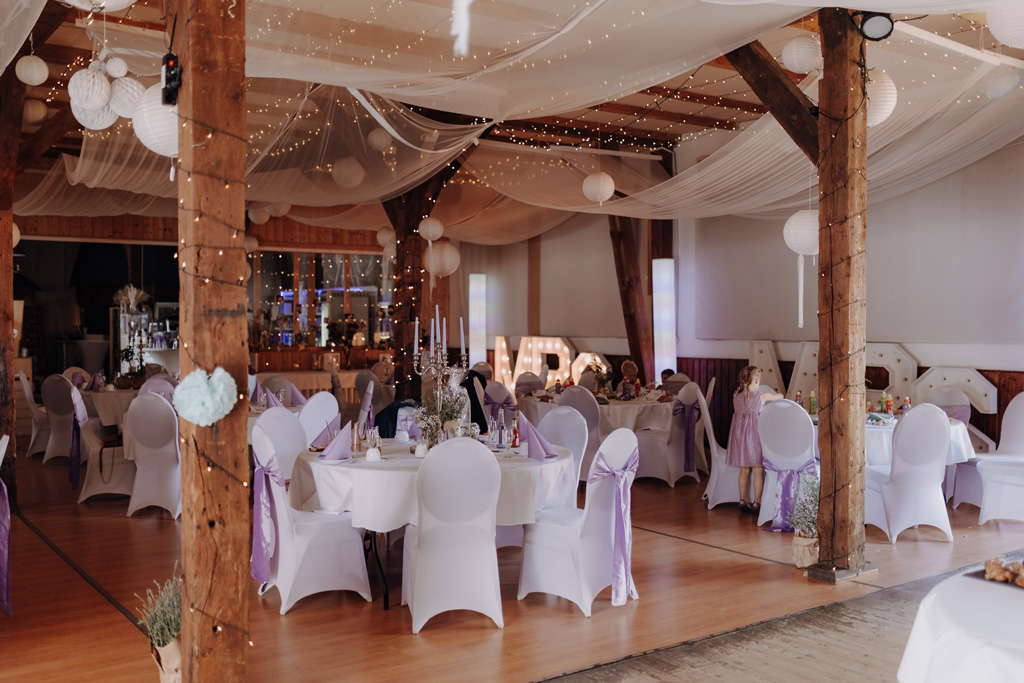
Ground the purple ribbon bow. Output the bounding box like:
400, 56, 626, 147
672, 398, 700, 474
587, 448, 640, 606
761, 458, 817, 532
484, 392, 516, 425
250, 454, 285, 583
0, 474, 10, 616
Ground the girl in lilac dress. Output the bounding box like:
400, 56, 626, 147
727, 366, 783, 515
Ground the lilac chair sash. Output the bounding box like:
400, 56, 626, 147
251, 453, 285, 583
484, 392, 516, 424
761, 458, 817, 532
360, 386, 374, 431
672, 398, 700, 474
0, 475, 10, 616
587, 448, 640, 606
937, 404, 971, 424
515, 379, 544, 397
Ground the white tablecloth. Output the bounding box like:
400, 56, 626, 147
82, 390, 138, 429
143, 348, 180, 377
291, 440, 576, 532
519, 395, 673, 434
813, 420, 973, 466
899, 572, 1024, 682
255, 371, 332, 397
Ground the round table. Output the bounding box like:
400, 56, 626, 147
811, 419, 973, 466
518, 395, 673, 434
291, 439, 576, 532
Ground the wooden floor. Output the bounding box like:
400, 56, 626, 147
4, 442, 1024, 682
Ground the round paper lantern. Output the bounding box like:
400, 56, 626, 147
15, 55, 49, 86
88, 60, 107, 74
12, 223, 20, 248
331, 157, 365, 188
108, 77, 144, 118
245, 263, 252, 281
418, 217, 444, 241
72, 102, 119, 131
783, 210, 819, 256
244, 235, 259, 253
368, 127, 393, 152
865, 70, 897, 127
582, 172, 615, 204
105, 57, 128, 79
986, 70, 1021, 100
782, 36, 822, 74
988, 7, 1024, 49
424, 240, 460, 277
376, 226, 396, 247
132, 84, 178, 157
265, 203, 291, 218
383, 244, 396, 261
64, 0, 138, 12
22, 99, 48, 126
68, 68, 111, 110
247, 208, 270, 225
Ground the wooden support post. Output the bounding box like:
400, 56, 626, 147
0, 66, 25, 508
173, 0, 250, 677
307, 254, 316, 345
608, 215, 655, 386
527, 236, 541, 336
810, 8, 868, 581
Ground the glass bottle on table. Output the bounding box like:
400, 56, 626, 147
808, 391, 817, 415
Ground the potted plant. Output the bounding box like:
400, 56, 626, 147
136, 571, 182, 683
788, 474, 820, 569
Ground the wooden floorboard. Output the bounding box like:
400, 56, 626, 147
6, 450, 1024, 682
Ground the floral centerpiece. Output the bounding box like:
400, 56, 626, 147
136, 569, 182, 683
114, 284, 150, 313
414, 374, 468, 447
588, 357, 609, 391
788, 473, 820, 568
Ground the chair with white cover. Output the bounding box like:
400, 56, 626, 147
926, 386, 972, 501
471, 362, 493, 382
139, 377, 176, 403
977, 458, 1024, 524
635, 384, 702, 487
953, 391, 1024, 510
577, 371, 597, 391
149, 373, 179, 387
18, 371, 50, 456
558, 386, 602, 482
517, 428, 639, 617
401, 438, 503, 633
252, 407, 308, 480
40, 375, 75, 464
660, 372, 691, 396
251, 427, 371, 614
539, 364, 549, 388
483, 381, 517, 429
298, 391, 340, 447
70, 387, 135, 504
865, 403, 953, 543
699, 386, 746, 509
62, 366, 91, 387
125, 393, 182, 519
355, 369, 390, 416
261, 375, 292, 402
370, 360, 393, 385
515, 372, 545, 397
538, 406, 589, 485
756, 399, 817, 529
694, 377, 716, 475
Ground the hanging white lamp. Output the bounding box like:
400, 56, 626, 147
132, 84, 178, 157
368, 127, 393, 152
331, 157, 365, 188
582, 172, 615, 204
108, 77, 145, 118
865, 71, 897, 128
781, 36, 822, 74
22, 100, 48, 126
418, 217, 444, 242
783, 209, 819, 329
247, 208, 270, 225
15, 55, 48, 86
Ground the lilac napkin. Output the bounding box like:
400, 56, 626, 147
290, 384, 308, 406
320, 422, 352, 460
251, 382, 265, 403
311, 414, 342, 448
265, 391, 284, 409
71, 371, 85, 389
519, 411, 557, 461
83, 372, 103, 391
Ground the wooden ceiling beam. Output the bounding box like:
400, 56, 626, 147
32, 43, 93, 67
705, 54, 805, 83
16, 106, 77, 174
591, 102, 738, 131
528, 116, 679, 143
494, 119, 676, 147
641, 85, 767, 114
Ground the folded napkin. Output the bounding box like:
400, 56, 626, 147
251, 382, 265, 403
71, 371, 85, 388
519, 411, 557, 461
320, 421, 352, 460
311, 414, 342, 448
265, 391, 284, 409
83, 372, 103, 391
290, 383, 307, 406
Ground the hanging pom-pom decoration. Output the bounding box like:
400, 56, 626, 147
173, 367, 238, 427
451, 0, 475, 57
783, 209, 819, 329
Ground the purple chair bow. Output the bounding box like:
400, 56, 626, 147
0, 466, 9, 616
251, 453, 285, 583
587, 448, 640, 606
936, 404, 971, 424
672, 398, 700, 474
761, 458, 817, 532
484, 392, 516, 425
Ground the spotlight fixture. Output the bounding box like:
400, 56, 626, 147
854, 12, 894, 41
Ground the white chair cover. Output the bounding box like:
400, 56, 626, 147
538, 406, 589, 485
517, 428, 639, 617
865, 404, 952, 543
70, 385, 136, 504
139, 377, 176, 403
977, 458, 1024, 524
18, 371, 50, 457
125, 393, 182, 519
636, 383, 702, 488
62, 366, 91, 387
148, 372, 179, 387
699, 386, 749, 509
355, 369, 390, 416
539, 364, 549, 388
370, 360, 393, 385
298, 391, 340, 448
483, 381, 517, 429
401, 437, 503, 633
756, 399, 816, 530
558, 386, 602, 482
261, 375, 293, 402
953, 391, 1024, 510
251, 427, 371, 613
515, 371, 545, 397
660, 372, 691, 396
252, 407, 308, 480
40, 375, 75, 465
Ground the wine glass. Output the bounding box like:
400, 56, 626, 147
358, 421, 369, 450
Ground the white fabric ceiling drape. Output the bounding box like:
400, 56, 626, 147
0, 0, 44, 74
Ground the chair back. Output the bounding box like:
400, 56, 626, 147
139, 378, 176, 403
251, 427, 293, 571
581, 429, 638, 539
62, 366, 91, 387
17, 371, 41, 414
515, 372, 545, 397
471, 362, 493, 382
417, 438, 500, 535
577, 371, 597, 391
253, 407, 308, 479
370, 361, 393, 385
149, 373, 179, 387
538, 406, 589, 483
355, 370, 388, 415
558, 386, 601, 447
668, 383, 703, 446
996, 392, 1024, 455
125, 393, 179, 452
661, 372, 691, 396
484, 381, 517, 427
758, 399, 815, 470
299, 391, 340, 447
694, 387, 724, 459
925, 385, 971, 424
42, 374, 74, 419
0, 434, 8, 468
705, 377, 716, 405
261, 375, 292, 401
539, 364, 549, 387
890, 403, 951, 485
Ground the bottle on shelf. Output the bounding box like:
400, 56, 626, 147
808, 390, 817, 415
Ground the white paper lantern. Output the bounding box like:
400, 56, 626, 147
15, 55, 48, 86
105, 57, 128, 79
418, 217, 444, 242
68, 68, 111, 110
782, 36, 822, 74
368, 127, 393, 152
64, 0, 138, 12
376, 226, 396, 247
245, 263, 252, 281
22, 99, 48, 126
331, 157, 365, 188
783, 210, 819, 256
265, 203, 291, 218
247, 208, 270, 225
865, 71, 897, 128
108, 77, 144, 118
988, 7, 1024, 49
12, 223, 20, 248
424, 240, 460, 277
244, 235, 259, 253
72, 102, 119, 131
88, 60, 107, 74
986, 70, 1021, 100
383, 244, 396, 261
132, 84, 178, 157
582, 172, 615, 204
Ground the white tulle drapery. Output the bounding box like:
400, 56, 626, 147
0, 0, 44, 74
701, 1, 1017, 11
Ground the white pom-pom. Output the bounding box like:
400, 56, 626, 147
173, 367, 238, 427
109, 77, 145, 118
72, 102, 119, 131
88, 60, 107, 74
68, 69, 111, 110
105, 57, 128, 78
